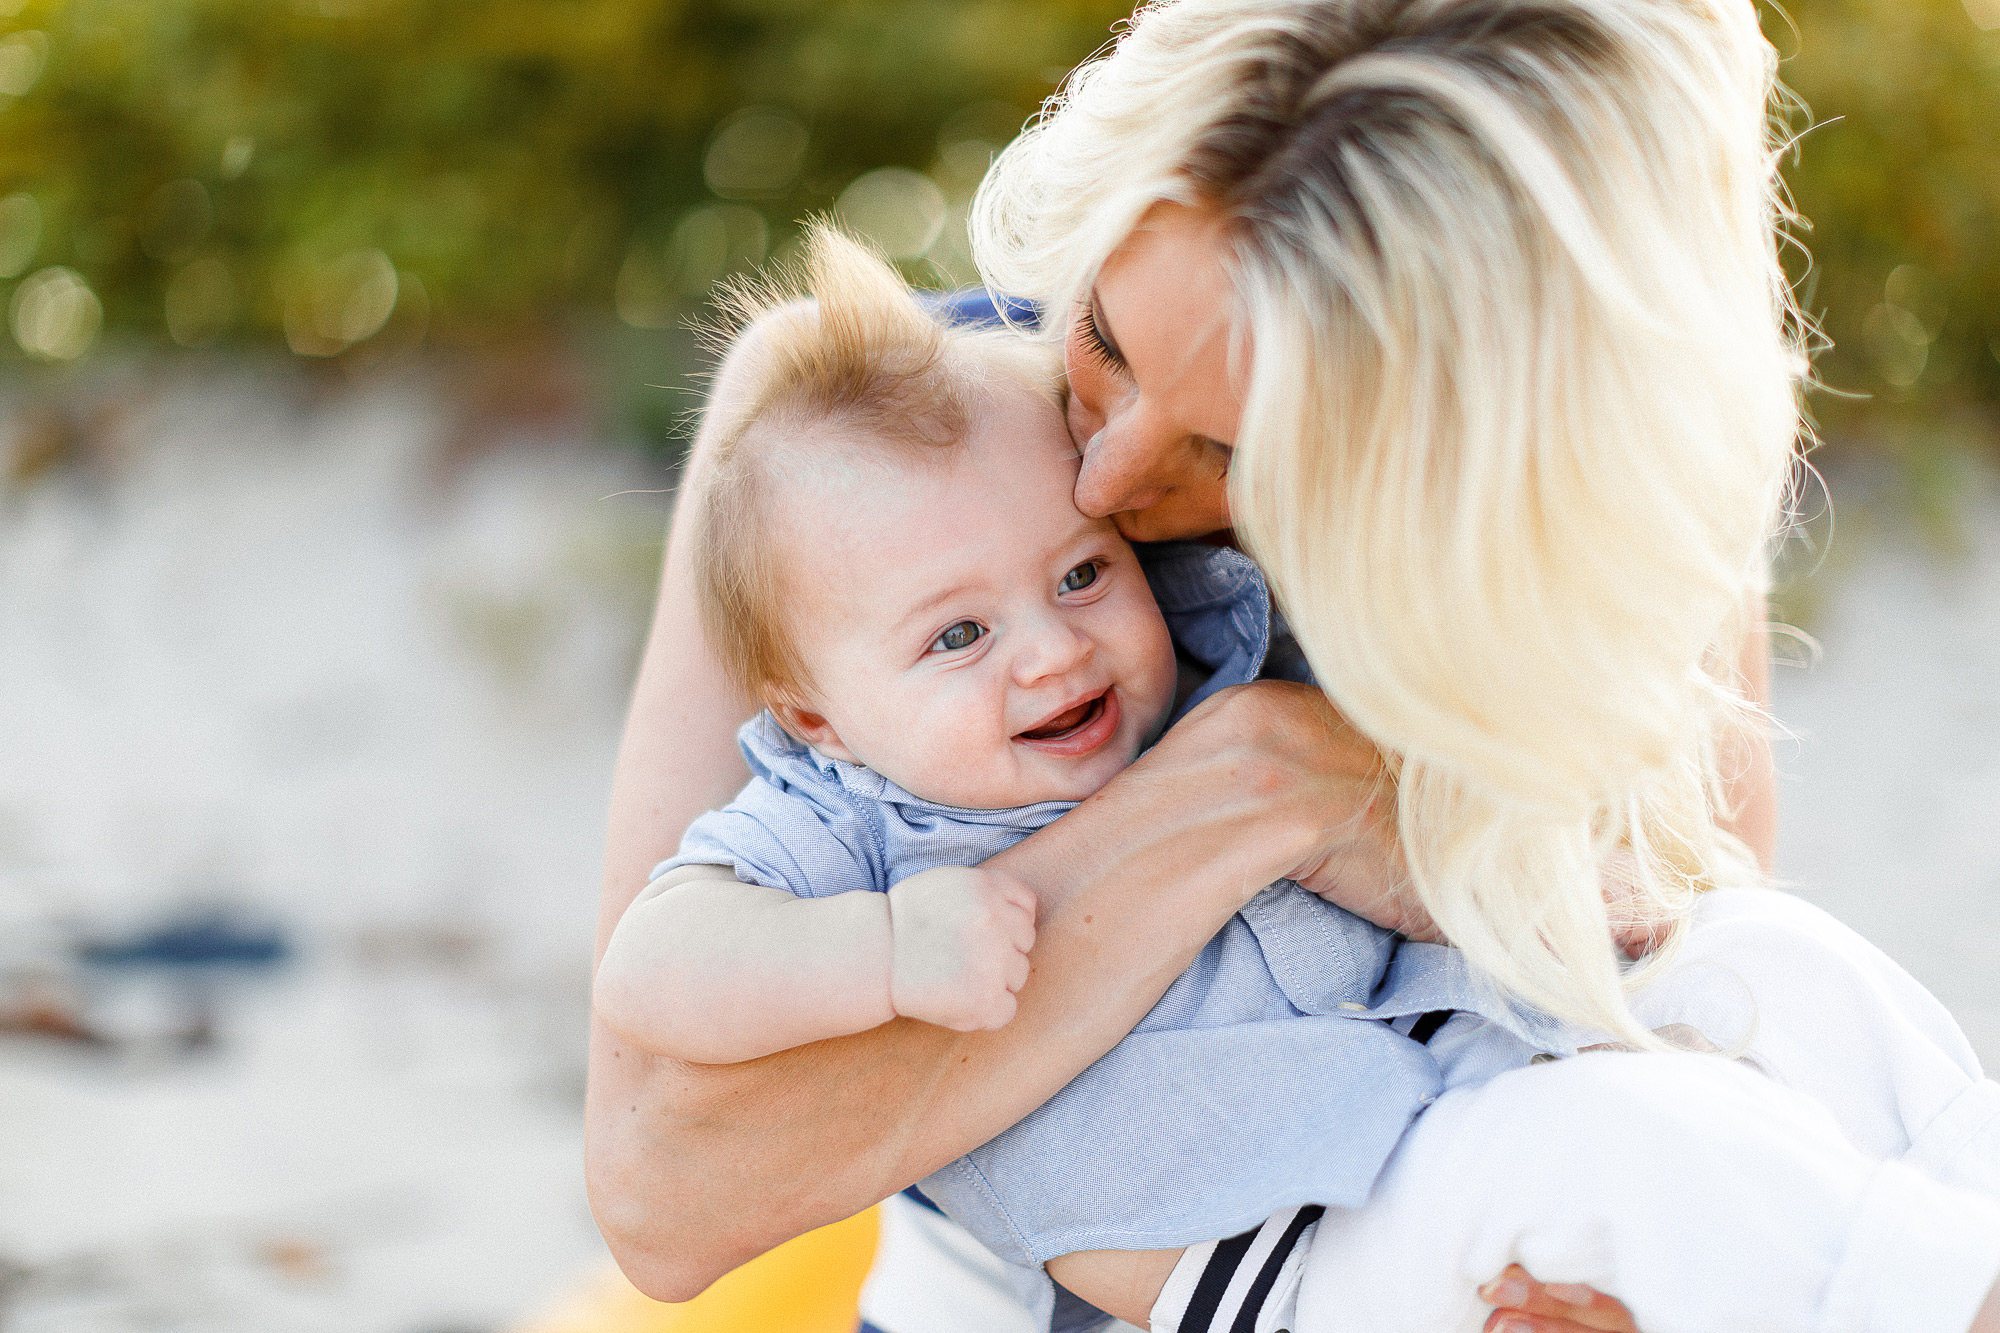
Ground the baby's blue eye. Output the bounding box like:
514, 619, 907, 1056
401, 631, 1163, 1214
931, 620, 984, 652
1060, 562, 1100, 593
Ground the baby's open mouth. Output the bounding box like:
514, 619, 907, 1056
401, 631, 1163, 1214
1012, 688, 1123, 762
1018, 694, 1105, 741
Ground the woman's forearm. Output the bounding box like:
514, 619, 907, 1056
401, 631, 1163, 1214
585, 761, 1260, 1299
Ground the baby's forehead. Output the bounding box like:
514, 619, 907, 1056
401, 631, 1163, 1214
753, 418, 950, 506
765, 407, 1097, 597
762, 375, 1071, 498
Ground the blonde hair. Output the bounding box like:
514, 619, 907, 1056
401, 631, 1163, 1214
694, 224, 1058, 703
974, 0, 1807, 1043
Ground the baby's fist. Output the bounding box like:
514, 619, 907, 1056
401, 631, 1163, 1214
886, 867, 1038, 1031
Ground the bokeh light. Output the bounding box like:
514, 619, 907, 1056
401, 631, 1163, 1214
282, 249, 399, 357
834, 168, 947, 261
12, 265, 101, 360
616, 204, 769, 329
0, 28, 44, 96
704, 108, 811, 201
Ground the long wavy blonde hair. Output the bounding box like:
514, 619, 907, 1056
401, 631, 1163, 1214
972, 0, 1808, 1043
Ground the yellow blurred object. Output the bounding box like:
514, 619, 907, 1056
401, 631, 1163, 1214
515, 1207, 880, 1333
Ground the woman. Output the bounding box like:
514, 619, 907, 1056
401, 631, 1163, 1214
585, 0, 1789, 1329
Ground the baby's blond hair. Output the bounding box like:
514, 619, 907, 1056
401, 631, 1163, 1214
692, 225, 1058, 704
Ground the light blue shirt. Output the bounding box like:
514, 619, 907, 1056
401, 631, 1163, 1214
658, 543, 1573, 1325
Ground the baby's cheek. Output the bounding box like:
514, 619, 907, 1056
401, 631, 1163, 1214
909, 680, 1018, 794
1123, 608, 1179, 711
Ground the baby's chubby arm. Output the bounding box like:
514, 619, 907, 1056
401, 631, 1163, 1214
594, 863, 1037, 1064
595, 864, 897, 1064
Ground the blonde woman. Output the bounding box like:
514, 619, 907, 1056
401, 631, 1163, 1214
585, 1, 1996, 1330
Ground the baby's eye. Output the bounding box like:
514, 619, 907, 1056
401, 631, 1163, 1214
930, 620, 985, 653
1059, 562, 1100, 593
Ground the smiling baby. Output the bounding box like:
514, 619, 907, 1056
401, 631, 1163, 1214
592, 228, 1182, 1059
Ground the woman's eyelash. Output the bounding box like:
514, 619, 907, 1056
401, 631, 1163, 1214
1078, 302, 1127, 372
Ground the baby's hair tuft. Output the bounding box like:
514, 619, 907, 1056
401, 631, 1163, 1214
690, 224, 1058, 708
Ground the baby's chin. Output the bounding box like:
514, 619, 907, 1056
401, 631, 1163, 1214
888, 743, 1139, 811
1018, 756, 1133, 805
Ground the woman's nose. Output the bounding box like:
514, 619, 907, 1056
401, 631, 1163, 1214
1074, 418, 1173, 519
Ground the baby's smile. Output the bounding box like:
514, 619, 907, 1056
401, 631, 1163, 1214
1013, 687, 1121, 758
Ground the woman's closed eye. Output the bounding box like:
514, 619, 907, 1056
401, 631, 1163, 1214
930, 620, 985, 653
1077, 298, 1127, 373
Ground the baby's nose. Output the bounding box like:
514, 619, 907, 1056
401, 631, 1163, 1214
1013, 615, 1093, 684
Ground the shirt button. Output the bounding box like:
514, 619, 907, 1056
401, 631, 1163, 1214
1338, 1001, 1367, 1011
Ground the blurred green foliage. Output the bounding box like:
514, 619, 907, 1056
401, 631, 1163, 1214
0, 0, 1993, 451
0, 0, 1126, 365
1771, 0, 2000, 443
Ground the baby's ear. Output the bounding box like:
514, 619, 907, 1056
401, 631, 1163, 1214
765, 689, 860, 764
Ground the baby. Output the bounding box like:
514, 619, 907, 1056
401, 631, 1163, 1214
594, 249, 1181, 1063
594, 229, 2000, 1333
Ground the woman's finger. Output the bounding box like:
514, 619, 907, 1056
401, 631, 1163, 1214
1479, 1267, 1639, 1333
1485, 1314, 1630, 1333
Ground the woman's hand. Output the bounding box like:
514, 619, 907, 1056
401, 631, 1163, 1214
1481, 1267, 1640, 1332
1183, 681, 1443, 939
1158, 680, 1417, 920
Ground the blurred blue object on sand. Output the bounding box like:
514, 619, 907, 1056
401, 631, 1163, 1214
78, 909, 293, 970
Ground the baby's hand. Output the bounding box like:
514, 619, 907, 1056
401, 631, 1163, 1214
886, 867, 1038, 1031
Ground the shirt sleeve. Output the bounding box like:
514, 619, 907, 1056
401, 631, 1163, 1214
652, 775, 886, 900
